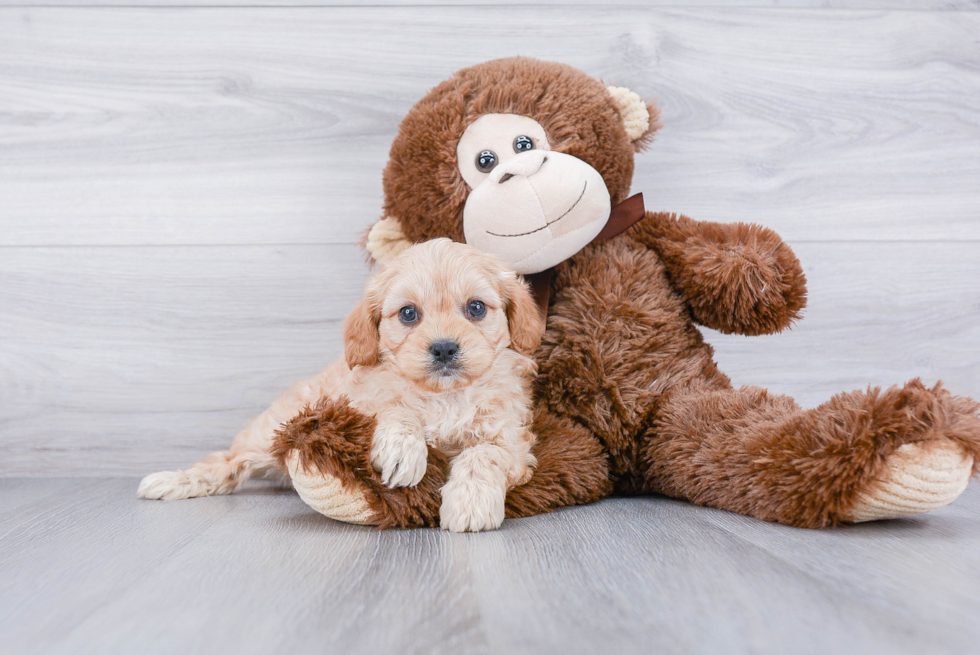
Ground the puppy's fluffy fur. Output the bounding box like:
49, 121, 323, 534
138, 238, 543, 532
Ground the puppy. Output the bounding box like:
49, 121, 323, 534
138, 238, 544, 532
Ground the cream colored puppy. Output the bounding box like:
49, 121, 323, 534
138, 238, 543, 532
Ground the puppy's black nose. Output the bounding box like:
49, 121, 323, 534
429, 340, 459, 364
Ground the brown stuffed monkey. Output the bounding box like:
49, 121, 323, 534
271, 58, 980, 530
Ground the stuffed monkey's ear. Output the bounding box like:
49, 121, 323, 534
364, 217, 413, 266
502, 272, 545, 357
343, 296, 381, 369
607, 86, 661, 152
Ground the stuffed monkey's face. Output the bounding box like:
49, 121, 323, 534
372, 59, 658, 275
458, 114, 611, 275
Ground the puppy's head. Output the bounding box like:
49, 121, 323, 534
344, 238, 542, 391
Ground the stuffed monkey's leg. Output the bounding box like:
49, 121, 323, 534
640, 380, 980, 528
505, 408, 613, 519
137, 365, 342, 500
273, 397, 449, 528
276, 403, 612, 528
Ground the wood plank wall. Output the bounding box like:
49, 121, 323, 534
1, 1, 978, 475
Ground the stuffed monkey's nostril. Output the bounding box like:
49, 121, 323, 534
508, 157, 546, 176
489, 149, 547, 184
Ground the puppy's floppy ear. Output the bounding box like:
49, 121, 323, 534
502, 272, 544, 357
344, 295, 381, 369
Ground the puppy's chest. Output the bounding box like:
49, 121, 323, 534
419, 395, 496, 455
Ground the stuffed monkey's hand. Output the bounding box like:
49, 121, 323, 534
370, 418, 428, 488
632, 211, 808, 336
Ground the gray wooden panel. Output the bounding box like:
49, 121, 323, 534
1, 241, 977, 476
708, 241, 980, 407
1, 7, 979, 247
0, 244, 369, 474
1, 478, 978, 654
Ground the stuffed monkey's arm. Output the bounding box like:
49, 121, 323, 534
628, 211, 807, 336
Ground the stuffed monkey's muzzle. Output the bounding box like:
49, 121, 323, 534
463, 150, 611, 275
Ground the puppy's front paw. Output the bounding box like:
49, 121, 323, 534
440, 476, 505, 533
370, 423, 428, 488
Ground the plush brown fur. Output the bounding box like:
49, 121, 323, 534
276, 57, 980, 529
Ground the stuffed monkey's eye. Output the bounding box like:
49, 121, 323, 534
466, 300, 487, 320
513, 135, 534, 153
398, 305, 419, 325
476, 150, 497, 173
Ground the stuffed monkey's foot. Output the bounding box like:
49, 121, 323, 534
284, 451, 377, 525
843, 440, 973, 523
838, 379, 980, 524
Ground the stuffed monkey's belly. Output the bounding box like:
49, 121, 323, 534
534, 242, 720, 488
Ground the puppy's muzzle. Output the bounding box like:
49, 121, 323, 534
429, 339, 461, 375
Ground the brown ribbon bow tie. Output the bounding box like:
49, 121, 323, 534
525, 193, 646, 322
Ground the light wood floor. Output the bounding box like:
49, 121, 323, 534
1, 478, 978, 654
2, 1, 980, 652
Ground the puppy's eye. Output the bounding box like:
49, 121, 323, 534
398, 305, 419, 324
466, 300, 487, 320
513, 135, 534, 153
476, 150, 497, 173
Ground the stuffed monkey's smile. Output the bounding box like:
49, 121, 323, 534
486, 181, 588, 238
